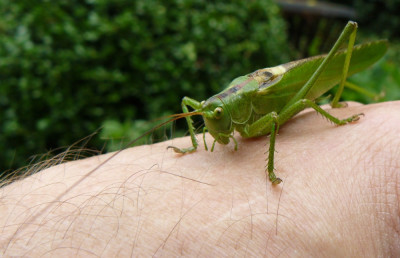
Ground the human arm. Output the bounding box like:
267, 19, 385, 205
1, 101, 399, 256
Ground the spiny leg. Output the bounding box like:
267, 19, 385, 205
242, 112, 282, 184
243, 22, 360, 184
331, 22, 357, 108
167, 97, 202, 153
282, 21, 358, 111
279, 99, 364, 127
267, 115, 282, 184
272, 99, 363, 183
243, 97, 363, 184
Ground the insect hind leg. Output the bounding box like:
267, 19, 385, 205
281, 21, 358, 112
331, 22, 357, 108
279, 99, 364, 127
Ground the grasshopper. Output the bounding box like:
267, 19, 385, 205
167, 21, 388, 184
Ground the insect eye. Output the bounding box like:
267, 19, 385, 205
214, 107, 223, 119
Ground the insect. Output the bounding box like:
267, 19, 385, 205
167, 21, 388, 184
1, 22, 388, 248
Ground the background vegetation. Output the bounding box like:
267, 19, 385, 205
0, 0, 399, 178
0, 0, 290, 175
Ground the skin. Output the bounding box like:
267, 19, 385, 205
0, 101, 399, 257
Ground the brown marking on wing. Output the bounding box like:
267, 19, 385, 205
215, 77, 254, 99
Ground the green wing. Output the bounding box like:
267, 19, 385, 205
261, 40, 388, 100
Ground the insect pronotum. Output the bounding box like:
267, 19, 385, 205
167, 21, 388, 184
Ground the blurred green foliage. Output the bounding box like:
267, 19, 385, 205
343, 43, 400, 103
324, 0, 400, 103
278, 0, 400, 105
330, 0, 400, 40
0, 0, 290, 173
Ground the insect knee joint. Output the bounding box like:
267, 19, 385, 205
271, 112, 279, 123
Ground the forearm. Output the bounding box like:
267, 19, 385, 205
1, 102, 399, 256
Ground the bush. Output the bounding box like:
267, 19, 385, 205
0, 0, 290, 174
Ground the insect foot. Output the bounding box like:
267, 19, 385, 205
331, 101, 349, 108
348, 113, 365, 123
271, 177, 283, 185
167, 145, 196, 154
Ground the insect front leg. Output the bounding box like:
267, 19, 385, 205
209, 133, 238, 152
168, 97, 202, 154
242, 112, 282, 184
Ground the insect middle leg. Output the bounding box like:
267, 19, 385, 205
242, 112, 282, 184
243, 99, 363, 184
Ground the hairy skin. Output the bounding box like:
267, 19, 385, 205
0, 101, 399, 257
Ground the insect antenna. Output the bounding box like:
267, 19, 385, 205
151, 111, 202, 121
85, 110, 203, 179
108, 110, 202, 156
